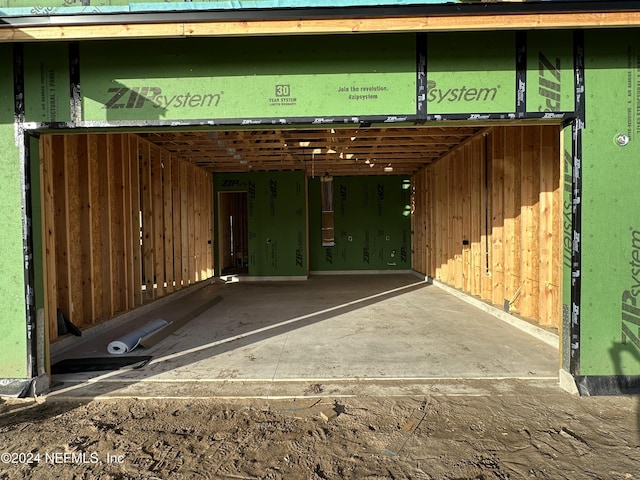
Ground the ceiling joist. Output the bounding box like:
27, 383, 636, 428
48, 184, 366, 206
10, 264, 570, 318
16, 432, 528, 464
137, 125, 486, 176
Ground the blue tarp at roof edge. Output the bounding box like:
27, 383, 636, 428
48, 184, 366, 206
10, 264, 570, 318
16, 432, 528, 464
0, 0, 457, 17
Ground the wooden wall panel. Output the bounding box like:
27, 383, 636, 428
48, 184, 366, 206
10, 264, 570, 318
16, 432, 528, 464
42, 133, 214, 340
412, 125, 562, 329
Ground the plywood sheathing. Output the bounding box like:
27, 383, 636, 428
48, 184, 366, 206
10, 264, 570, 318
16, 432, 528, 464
412, 125, 561, 328
42, 133, 214, 341
137, 127, 483, 176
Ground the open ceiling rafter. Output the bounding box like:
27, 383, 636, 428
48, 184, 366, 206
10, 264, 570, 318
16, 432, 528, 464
137, 125, 486, 176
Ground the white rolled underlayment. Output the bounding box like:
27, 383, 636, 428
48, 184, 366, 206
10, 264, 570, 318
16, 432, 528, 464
107, 318, 169, 355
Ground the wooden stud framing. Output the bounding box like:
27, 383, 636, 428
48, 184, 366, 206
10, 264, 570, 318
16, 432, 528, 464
41, 133, 215, 339
188, 164, 197, 284
41, 136, 58, 342
51, 135, 70, 326
152, 144, 165, 298
129, 135, 143, 308
491, 130, 505, 307
180, 160, 190, 286
109, 134, 126, 315
172, 155, 183, 290
64, 136, 84, 327
163, 149, 174, 294
470, 140, 482, 298
412, 125, 562, 329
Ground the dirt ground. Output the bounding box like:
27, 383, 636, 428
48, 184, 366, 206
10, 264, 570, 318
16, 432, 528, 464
1, 384, 639, 480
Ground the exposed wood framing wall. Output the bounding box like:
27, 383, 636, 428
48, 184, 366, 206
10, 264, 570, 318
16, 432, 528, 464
41, 133, 214, 341
412, 125, 562, 328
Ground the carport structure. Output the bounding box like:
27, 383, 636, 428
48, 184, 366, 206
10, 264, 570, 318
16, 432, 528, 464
1, 0, 639, 397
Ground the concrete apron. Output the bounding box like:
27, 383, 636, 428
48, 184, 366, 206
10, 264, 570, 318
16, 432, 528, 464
47, 274, 560, 400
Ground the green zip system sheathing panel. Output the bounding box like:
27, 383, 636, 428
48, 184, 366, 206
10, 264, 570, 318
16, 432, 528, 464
214, 171, 307, 277
23, 43, 71, 123
308, 176, 411, 271
426, 32, 516, 115
0, 45, 28, 379
526, 30, 575, 114
80, 36, 416, 122
581, 29, 640, 376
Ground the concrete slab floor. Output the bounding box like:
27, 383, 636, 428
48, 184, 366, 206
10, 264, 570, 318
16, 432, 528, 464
48, 274, 560, 399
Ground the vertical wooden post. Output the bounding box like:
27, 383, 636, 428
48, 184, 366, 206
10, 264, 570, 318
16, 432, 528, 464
172, 156, 183, 289
41, 136, 58, 340
64, 136, 85, 327
491, 129, 505, 306
163, 150, 174, 293
539, 125, 560, 326
51, 136, 71, 326
180, 161, 190, 285
109, 134, 126, 314
470, 137, 482, 297
188, 164, 197, 284
152, 145, 165, 298
141, 141, 154, 301
520, 126, 541, 318
129, 135, 143, 307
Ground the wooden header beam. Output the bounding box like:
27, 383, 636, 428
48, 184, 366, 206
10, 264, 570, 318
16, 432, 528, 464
1, 11, 640, 42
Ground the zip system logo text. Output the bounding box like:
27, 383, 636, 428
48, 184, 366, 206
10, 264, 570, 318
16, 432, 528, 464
103, 86, 223, 109
621, 228, 640, 353
426, 80, 499, 104
538, 52, 561, 112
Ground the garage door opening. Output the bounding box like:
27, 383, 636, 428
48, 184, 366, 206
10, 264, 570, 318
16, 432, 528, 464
38, 123, 565, 389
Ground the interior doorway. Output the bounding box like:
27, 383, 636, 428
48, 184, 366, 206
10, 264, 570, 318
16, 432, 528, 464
218, 191, 249, 276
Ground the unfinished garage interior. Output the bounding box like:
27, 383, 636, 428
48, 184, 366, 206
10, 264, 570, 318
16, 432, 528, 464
5, 4, 639, 396
41, 124, 563, 337
38, 122, 563, 396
